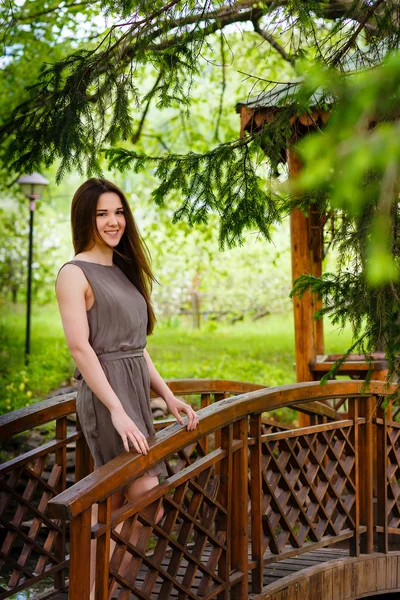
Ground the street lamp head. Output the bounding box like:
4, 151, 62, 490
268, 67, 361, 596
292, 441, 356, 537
17, 172, 49, 199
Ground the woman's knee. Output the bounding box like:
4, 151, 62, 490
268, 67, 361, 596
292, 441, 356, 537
124, 473, 159, 503
155, 504, 164, 524
124, 473, 164, 523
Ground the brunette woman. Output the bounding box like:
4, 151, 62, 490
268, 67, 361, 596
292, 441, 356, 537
56, 178, 198, 591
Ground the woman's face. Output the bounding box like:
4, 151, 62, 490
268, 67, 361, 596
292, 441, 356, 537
94, 191, 126, 248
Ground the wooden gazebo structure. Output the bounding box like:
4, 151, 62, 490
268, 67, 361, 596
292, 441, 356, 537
236, 82, 388, 388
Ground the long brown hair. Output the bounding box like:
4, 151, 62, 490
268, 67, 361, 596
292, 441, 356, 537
70, 178, 156, 334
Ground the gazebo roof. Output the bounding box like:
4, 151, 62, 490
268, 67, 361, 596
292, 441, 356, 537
235, 77, 334, 112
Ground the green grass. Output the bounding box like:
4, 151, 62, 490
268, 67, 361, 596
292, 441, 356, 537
0, 300, 72, 412
149, 315, 353, 385
0, 299, 354, 414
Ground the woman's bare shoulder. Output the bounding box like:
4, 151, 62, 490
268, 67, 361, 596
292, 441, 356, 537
56, 261, 88, 291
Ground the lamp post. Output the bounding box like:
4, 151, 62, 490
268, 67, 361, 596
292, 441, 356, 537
17, 172, 49, 365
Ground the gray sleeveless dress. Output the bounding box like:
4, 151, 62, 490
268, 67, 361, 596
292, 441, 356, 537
57, 259, 166, 478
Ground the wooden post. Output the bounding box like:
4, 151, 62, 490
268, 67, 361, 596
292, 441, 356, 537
376, 403, 388, 553
348, 397, 360, 557
249, 413, 263, 593
95, 496, 111, 600
218, 424, 233, 600
69, 508, 92, 599
214, 393, 229, 470
200, 393, 211, 454
287, 148, 316, 427
231, 417, 249, 599
309, 205, 324, 356
359, 396, 374, 554
54, 417, 67, 590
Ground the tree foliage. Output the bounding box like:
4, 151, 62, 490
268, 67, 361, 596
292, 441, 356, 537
2, 0, 400, 379
0, 200, 64, 304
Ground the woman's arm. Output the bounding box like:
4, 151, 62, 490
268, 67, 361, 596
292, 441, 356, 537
56, 264, 149, 454
144, 349, 199, 431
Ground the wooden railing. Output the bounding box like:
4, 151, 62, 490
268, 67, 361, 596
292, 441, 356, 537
0, 379, 334, 599
0, 380, 397, 599
0, 392, 85, 600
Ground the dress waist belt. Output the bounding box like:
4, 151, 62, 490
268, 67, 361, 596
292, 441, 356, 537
73, 349, 144, 381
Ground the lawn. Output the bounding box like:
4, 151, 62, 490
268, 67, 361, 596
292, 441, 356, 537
0, 299, 354, 414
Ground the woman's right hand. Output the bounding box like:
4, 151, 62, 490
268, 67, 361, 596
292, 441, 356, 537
110, 407, 150, 455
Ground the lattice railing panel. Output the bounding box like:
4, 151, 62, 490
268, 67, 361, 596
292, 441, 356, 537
107, 458, 230, 600
386, 422, 400, 530
163, 440, 208, 478
0, 408, 82, 600
0, 452, 65, 593
260, 423, 356, 555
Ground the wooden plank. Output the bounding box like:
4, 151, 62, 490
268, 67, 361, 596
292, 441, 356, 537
397, 554, 400, 588
0, 433, 80, 475
262, 530, 355, 565
297, 577, 310, 600
292, 400, 336, 419
286, 585, 297, 600
218, 424, 232, 600
68, 509, 91, 600
348, 398, 359, 557
95, 496, 111, 600
359, 396, 374, 553
231, 417, 248, 600
343, 563, 354, 599
332, 563, 344, 600
323, 568, 333, 600
354, 558, 374, 595
376, 556, 387, 591
288, 149, 315, 397
309, 571, 323, 599
310, 360, 388, 372
261, 420, 352, 442
250, 413, 263, 594
310, 204, 324, 358
0, 393, 76, 441
389, 555, 398, 589
150, 379, 266, 398
55, 418, 67, 591
376, 406, 388, 553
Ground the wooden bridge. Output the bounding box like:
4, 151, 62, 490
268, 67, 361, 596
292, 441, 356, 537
1, 379, 400, 599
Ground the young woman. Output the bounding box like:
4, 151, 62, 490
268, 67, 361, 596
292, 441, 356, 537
56, 178, 199, 590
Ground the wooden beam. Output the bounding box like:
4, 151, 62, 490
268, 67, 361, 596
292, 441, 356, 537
287, 148, 316, 383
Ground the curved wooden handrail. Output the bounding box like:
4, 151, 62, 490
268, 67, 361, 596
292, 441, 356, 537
47, 379, 393, 520
0, 379, 335, 442
0, 391, 77, 441
150, 378, 265, 396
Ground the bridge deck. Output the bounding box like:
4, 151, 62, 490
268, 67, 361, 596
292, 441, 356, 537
47, 545, 351, 599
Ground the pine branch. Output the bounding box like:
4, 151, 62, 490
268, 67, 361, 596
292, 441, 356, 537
105, 132, 282, 248
252, 18, 295, 66
131, 70, 163, 143
10, 0, 97, 22
330, 0, 386, 66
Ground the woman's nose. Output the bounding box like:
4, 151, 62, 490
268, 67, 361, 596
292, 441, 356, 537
107, 214, 118, 226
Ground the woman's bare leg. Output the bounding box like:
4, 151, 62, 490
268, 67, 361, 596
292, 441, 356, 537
109, 473, 163, 596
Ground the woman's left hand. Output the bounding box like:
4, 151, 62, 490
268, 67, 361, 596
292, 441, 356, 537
166, 396, 199, 431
